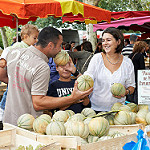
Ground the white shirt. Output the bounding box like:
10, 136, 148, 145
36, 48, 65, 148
84, 53, 135, 111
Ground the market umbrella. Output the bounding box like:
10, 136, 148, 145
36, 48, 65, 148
111, 11, 150, 20
93, 16, 150, 34
0, 0, 111, 27
0, 11, 37, 29
62, 10, 150, 24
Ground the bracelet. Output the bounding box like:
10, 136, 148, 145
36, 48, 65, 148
126, 89, 130, 95
72, 69, 80, 77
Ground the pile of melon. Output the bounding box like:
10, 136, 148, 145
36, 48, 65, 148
16, 108, 124, 144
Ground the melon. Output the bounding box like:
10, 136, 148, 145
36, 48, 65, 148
111, 102, 122, 111
87, 135, 99, 143
111, 131, 125, 138
138, 104, 149, 111
77, 75, 94, 91
33, 114, 51, 134
129, 112, 136, 124
119, 105, 131, 112
52, 110, 69, 122
105, 115, 114, 125
135, 109, 148, 125
98, 136, 112, 141
127, 103, 138, 113
54, 50, 69, 66
68, 113, 85, 122
88, 117, 109, 137
114, 111, 131, 125
66, 121, 89, 139
65, 110, 75, 117
111, 83, 126, 96
81, 108, 96, 117
46, 121, 66, 136
146, 112, 150, 125
17, 113, 35, 130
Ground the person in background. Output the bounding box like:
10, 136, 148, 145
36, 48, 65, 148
65, 43, 72, 51
124, 39, 130, 47
142, 42, 149, 58
62, 41, 66, 50
128, 41, 146, 104
68, 41, 94, 74
11, 35, 22, 46
47, 62, 90, 114
73, 45, 81, 52
70, 41, 75, 52
122, 34, 138, 57
0, 27, 92, 125
84, 27, 135, 113
0, 24, 39, 121
95, 41, 102, 54
48, 57, 59, 84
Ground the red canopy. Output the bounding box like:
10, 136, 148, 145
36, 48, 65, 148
62, 11, 150, 24
93, 16, 150, 33
0, 0, 111, 28
111, 11, 150, 20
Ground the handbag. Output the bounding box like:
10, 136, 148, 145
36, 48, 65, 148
81, 52, 94, 73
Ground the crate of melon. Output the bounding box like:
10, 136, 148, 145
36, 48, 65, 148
2, 123, 61, 150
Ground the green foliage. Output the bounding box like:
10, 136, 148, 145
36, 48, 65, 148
29, 16, 86, 30
5, 27, 17, 46
0, 34, 4, 49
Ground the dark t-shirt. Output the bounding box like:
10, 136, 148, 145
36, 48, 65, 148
47, 79, 90, 113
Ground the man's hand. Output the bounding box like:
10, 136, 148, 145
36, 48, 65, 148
70, 80, 93, 103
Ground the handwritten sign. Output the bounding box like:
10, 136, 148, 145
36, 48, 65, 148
138, 70, 150, 104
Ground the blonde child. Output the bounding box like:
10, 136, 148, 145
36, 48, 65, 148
0, 24, 39, 121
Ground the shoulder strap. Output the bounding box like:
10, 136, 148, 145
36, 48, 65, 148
131, 53, 137, 60
81, 52, 94, 73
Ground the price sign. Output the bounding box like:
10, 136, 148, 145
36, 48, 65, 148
138, 70, 150, 104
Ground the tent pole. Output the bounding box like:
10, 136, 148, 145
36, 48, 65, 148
16, 17, 18, 42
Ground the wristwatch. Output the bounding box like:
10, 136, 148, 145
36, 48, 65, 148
126, 89, 130, 95
72, 68, 80, 77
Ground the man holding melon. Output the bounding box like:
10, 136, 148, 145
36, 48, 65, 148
83, 27, 135, 114
0, 27, 93, 125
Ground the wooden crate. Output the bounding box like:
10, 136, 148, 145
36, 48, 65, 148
81, 133, 137, 150
0, 126, 16, 148
2, 124, 61, 150
109, 124, 144, 135
3, 123, 144, 150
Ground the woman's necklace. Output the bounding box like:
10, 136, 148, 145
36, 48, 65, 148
106, 54, 121, 65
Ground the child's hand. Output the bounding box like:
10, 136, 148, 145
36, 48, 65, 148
64, 57, 76, 73
0, 59, 7, 68
82, 96, 90, 106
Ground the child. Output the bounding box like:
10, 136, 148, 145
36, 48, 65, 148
0, 24, 39, 121
47, 62, 91, 114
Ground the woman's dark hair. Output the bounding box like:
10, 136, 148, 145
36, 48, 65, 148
65, 43, 71, 50
102, 27, 124, 53
74, 45, 81, 51
36, 27, 62, 48
81, 41, 93, 52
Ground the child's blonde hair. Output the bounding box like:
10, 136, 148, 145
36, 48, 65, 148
21, 24, 39, 40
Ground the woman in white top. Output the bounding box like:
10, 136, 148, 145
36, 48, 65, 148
84, 27, 135, 113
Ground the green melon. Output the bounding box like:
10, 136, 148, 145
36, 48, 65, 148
77, 75, 94, 91
54, 50, 69, 66
111, 83, 126, 96
17, 113, 35, 130
88, 117, 109, 137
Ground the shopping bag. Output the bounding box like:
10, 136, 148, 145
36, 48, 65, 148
123, 129, 149, 150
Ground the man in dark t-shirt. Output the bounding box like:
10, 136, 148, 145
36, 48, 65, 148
47, 63, 91, 113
